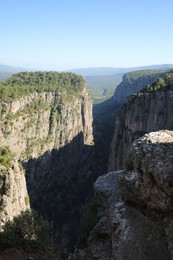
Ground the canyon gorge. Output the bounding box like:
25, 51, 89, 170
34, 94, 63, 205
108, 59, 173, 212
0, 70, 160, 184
0, 69, 173, 259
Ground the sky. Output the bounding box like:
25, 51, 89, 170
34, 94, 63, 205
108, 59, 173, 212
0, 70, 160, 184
0, 0, 173, 70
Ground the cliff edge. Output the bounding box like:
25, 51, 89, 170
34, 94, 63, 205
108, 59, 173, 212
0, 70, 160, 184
87, 130, 173, 260
0, 72, 94, 250
109, 72, 173, 170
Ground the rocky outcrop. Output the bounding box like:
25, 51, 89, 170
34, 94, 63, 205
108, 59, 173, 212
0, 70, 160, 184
109, 73, 173, 170
87, 130, 173, 260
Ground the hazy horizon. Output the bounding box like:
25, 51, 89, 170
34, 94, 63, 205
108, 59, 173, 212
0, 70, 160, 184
1, 62, 173, 74
1, 0, 173, 70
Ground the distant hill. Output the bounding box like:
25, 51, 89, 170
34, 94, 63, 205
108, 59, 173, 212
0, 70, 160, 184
0, 63, 29, 73
85, 73, 123, 103
68, 64, 173, 76
0, 71, 13, 81
0, 63, 35, 81
1, 63, 172, 76
68, 67, 122, 76
0, 63, 26, 81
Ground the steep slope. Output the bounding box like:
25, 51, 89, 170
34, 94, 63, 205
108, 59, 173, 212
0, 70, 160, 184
0, 72, 94, 251
109, 72, 173, 170
0, 73, 93, 160
86, 130, 173, 260
112, 70, 166, 105
0, 147, 29, 228
93, 70, 168, 176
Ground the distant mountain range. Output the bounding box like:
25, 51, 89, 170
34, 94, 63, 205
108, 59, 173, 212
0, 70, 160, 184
0, 63, 31, 73
0, 63, 33, 81
68, 64, 173, 76
0, 62, 173, 76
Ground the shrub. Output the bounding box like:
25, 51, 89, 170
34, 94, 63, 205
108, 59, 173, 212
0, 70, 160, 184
25, 195, 30, 206
0, 146, 14, 170
0, 209, 49, 251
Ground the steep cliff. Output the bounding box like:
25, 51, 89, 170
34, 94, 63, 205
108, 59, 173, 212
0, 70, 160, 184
86, 130, 173, 260
112, 70, 166, 105
0, 147, 29, 228
0, 72, 94, 250
0, 72, 93, 159
109, 72, 173, 170
92, 70, 168, 178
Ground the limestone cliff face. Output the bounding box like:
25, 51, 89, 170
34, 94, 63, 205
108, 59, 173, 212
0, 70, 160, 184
86, 130, 173, 260
0, 73, 94, 247
0, 87, 93, 161
112, 70, 165, 105
0, 151, 29, 229
92, 70, 168, 179
109, 73, 173, 170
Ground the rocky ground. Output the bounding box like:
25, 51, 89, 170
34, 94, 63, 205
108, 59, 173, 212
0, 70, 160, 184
86, 130, 173, 260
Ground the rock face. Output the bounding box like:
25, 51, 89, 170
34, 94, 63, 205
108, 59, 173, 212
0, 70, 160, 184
0, 150, 29, 229
0, 72, 94, 249
112, 70, 165, 105
109, 73, 173, 170
0, 89, 93, 161
87, 130, 173, 260
93, 70, 168, 178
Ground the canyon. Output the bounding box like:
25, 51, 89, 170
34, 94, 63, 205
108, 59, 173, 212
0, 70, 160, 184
0, 72, 95, 252
79, 71, 173, 259
0, 69, 173, 259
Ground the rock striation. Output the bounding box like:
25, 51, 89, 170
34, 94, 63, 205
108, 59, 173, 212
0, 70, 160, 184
87, 130, 173, 260
0, 88, 93, 161
0, 150, 29, 229
109, 72, 173, 170
0, 72, 94, 249
112, 70, 166, 105
93, 70, 168, 178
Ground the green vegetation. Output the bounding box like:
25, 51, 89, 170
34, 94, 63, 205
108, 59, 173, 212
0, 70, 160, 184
0, 209, 49, 251
125, 69, 165, 83
128, 72, 173, 103
0, 71, 85, 102
0, 146, 14, 170
85, 73, 122, 104
25, 195, 30, 206
140, 73, 173, 93
88, 69, 169, 104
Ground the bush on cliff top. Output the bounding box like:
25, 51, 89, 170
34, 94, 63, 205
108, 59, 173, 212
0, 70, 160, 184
0, 72, 86, 102
128, 72, 173, 103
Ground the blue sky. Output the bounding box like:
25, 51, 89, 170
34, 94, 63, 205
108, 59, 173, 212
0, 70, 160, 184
1, 0, 173, 70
